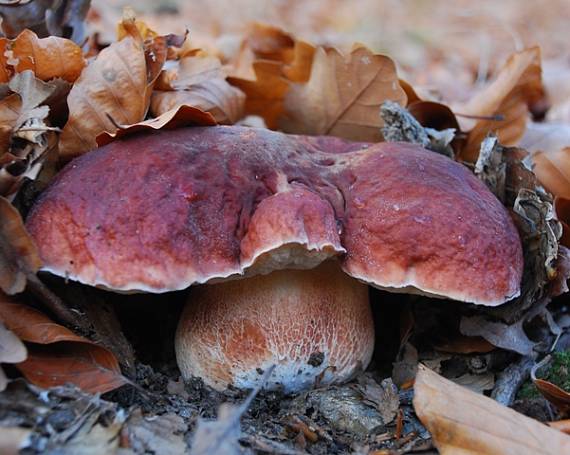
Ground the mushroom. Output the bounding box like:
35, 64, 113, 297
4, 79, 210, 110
25, 125, 523, 392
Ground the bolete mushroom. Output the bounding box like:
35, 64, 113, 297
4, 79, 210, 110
25, 126, 523, 392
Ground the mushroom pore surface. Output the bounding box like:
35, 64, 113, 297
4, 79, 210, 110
175, 261, 374, 392
26, 125, 523, 306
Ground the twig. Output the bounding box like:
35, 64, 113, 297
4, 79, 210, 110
491, 355, 535, 406
26, 274, 83, 328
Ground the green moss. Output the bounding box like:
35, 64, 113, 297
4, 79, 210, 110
547, 350, 570, 391
517, 350, 570, 401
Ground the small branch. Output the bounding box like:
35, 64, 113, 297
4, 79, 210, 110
491, 355, 535, 406
26, 274, 83, 328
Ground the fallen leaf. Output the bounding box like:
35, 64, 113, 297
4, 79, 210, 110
0, 292, 128, 394
460, 316, 535, 356
452, 372, 495, 394
554, 197, 570, 247
0, 426, 31, 455
228, 59, 289, 129
433, 335, 495, 354
0, 93, 22, 155
533, 147, 570, 199
10, 29, 85, 82
58, 15, 166, 160
279, 45, 407, 141
281, 40, 315, 84
0, 196, 41, 294
531, 355, 570, 414
521, 122, 570, 154
413, 364, 570, 455
354, 374, 399, 425
151, 55, 245, 124
190, 365, 274, 455
0, 321, 27, 390
123, 410, 189, 455
190, 403, 243, 455
0, 72, 56, 197
96, 105, 216, 147
548, 419, 570, 435
0, 321, 26, 363
457, 47, 544, 162
0, 38, 10, 82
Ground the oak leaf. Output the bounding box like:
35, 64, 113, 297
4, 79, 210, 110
279, 45, 407, 142
228, 28, 315, 128
151, 55, 245, 124
413, 364, 570, 454
0, 292, 128, 394
0, 196, 41, 295
456, 47, 544, 161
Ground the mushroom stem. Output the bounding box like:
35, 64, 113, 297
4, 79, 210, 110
175, 261, 374, 392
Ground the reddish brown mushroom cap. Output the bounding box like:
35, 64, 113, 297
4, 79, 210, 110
26, 125, 523, 305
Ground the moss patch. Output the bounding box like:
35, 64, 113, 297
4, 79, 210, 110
518, 351, 570, 400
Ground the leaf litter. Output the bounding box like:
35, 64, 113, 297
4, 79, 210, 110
1, 2, 570, 454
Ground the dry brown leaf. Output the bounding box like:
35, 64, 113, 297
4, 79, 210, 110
0, 196, 41, 295
0, 292, 128, 394
0, 38, 10, 83
151, 55, 244, 124
433, 335, 495, 354
0, 93, 21, 154
282, 40, 315, 83
521, 122, 570, 154
0, 72, 57, 197
533, 147, 570, 199
229, 59, 289, 129
532, 355, 570, 414
457, 47, 544, 162
58, 15, 167, 160
554, 197, 570, 247
96, 105, 216, 147
10, 29, 85, 82
548, 419, 570, 435
279, 46, 407, 142
534, 378, 570, 413
244, 22, 295, 62
0, 426, 31, 455
413, 364, 570, 454
0, 321, 27, 390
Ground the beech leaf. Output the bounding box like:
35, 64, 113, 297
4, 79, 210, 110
279, 45, 407, 142
58, 15, 168, 160
10, 29, 86, 82
413, 364, 570, 455
57, 35, 148, 160
0, 292, 128, 394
